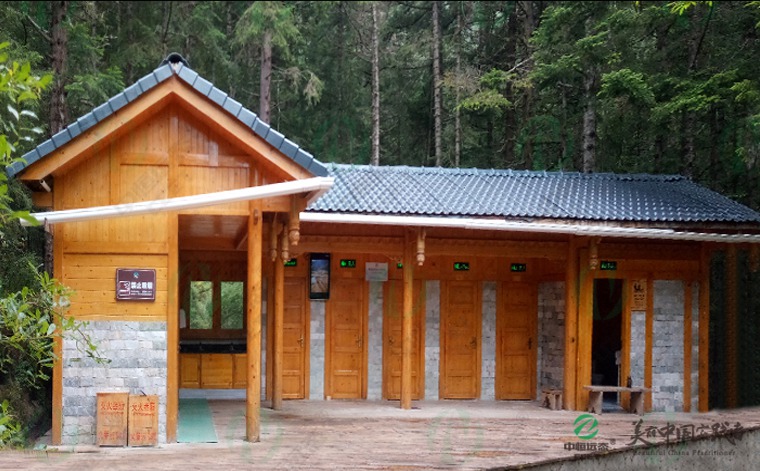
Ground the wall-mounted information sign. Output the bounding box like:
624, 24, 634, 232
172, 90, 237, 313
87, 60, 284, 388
116, 269, 156, 301
365, 262, 389, 282
510, 263, 527, 272
340, 259, 357, 268
284, 259, 297, 267
309, 253, 330, 300
453, 261, 470, 271
600, 260, 618, 271
631, 279, 647, 311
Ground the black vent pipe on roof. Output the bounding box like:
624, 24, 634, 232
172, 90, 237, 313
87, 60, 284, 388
159, 52, 189, 68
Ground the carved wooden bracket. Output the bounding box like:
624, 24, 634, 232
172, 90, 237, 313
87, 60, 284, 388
589, 237, 600, 271
270, 217, 280, 262
281, 225, 290, 261
289, 196, 301, 246
416, 229, 426, 266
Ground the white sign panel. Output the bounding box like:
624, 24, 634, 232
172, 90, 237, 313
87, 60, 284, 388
365, 262, 389, 282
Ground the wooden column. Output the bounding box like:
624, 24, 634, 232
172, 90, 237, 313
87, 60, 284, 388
52, 206, 64, 444
166, 211, 179, 442
272, 249, 285, 410
400, 229, 415, 409
166, 106, 180, 442
683, 281, 693, 412
726, 245, 738, 408
563, 236, 579, 410
620, 279, 632, 411
576, 246, 594, 410
645, 277, 654, 412
246, 205, 263, 442
698, 244, 711, 412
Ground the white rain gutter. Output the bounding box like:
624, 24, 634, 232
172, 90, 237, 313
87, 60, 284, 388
21, 177, 334, 226
300, 212, 760, 244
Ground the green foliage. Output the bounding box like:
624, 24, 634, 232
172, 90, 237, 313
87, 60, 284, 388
0, 41, 105, 448
598, 68, 654, 107
0, 400, 22, 447
458, 69, 512, 112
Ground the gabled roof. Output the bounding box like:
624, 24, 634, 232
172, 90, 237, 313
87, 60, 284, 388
308, 164, 760, 224
7, 54, 327, 178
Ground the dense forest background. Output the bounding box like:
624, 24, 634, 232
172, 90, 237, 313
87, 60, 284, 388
2, 2, 760, 442
1, 1, 760, 210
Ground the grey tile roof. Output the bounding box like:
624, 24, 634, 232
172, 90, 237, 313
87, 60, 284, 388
308, 164, 760, 224
7, 56, 326, 178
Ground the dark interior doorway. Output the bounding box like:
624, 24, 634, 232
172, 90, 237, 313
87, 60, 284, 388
592, 279, 623, 402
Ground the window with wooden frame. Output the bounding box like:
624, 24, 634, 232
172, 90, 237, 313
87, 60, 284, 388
180, 257, 247, 339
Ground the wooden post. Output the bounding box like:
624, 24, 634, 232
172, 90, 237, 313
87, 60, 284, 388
576, 246, 594, 410
166, 212, 179, 442
620, 279, 632, 411
563, 236, 579, 410
246, 205, 263, 442
273, 246, 285, 411
401, 229, 415, 409
645, 277, 654, 412
698, 244, 711, 412
52, 182, 64, 445
683, 281, 693, 412
726, 245, 738, 409
166, 107, 180, 442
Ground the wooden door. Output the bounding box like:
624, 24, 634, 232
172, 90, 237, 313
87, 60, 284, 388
283, 277, 309, 399
383, 280, 425, 400
326, 278, 367, 399
440, 281, 481, 399
496, 282, 537, 400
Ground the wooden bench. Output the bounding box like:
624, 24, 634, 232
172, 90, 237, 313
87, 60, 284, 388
583, 386, 651, 415
541, 388, 563, 410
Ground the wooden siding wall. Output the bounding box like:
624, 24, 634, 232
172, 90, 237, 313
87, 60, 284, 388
56, 103, 279, 322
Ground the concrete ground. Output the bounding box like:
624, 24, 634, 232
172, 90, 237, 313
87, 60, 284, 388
3, 400, 759, 470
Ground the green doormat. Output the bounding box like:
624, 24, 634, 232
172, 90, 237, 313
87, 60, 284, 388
178, 398, 218, 443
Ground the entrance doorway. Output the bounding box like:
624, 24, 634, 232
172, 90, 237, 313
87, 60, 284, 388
496, 282, 537, 400
592, 279, 623, 403
283, 277, 310, 399
440, 281, 481, 399
325, 278, 368, 399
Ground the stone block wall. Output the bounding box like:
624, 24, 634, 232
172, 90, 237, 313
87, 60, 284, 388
61, 321, 167, 445
309, 300, 326, 399
652, 280, 685, 412
481, 282, 497, 400
690, 282, 700, 411
424, 281, 441, 399
367, 282, 384, 399
537, 282, 565, 398
630, 310, 646, 388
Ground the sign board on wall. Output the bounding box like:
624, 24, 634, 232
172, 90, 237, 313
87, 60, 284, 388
631, 279, 647, 311
116, 269, 156, 301
365, 262, 388, 282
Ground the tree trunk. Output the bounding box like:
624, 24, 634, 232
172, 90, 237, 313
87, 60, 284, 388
503, 4, 518, 168
454, 2, 463, 168
581, 71, 597, 173
49, 0, 69, 135
432, 0, 443, 167
260, 30, 273, 124
370, 2, 381, 166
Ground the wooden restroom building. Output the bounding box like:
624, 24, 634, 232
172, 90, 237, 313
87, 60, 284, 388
9, 54, 760, 445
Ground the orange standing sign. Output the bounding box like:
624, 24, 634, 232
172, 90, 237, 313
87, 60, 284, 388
96, 392, 128, 446
128, 395, 159, 446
